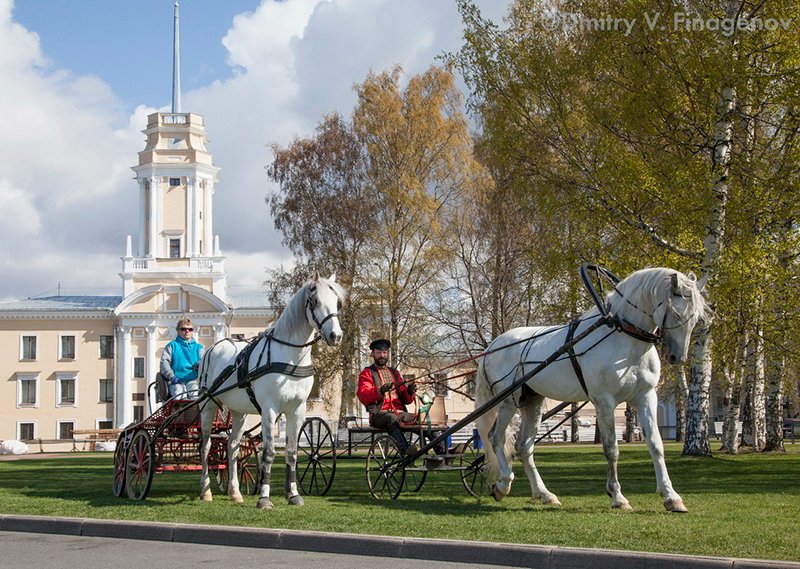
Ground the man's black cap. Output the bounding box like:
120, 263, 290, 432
369, 338, 391, 351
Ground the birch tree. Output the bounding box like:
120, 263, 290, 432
455, 0, 800, 456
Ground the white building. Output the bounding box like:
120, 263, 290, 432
0, 4, 273, 446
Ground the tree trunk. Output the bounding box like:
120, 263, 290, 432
741, 323, 766, 450
722, 335, 745, 454
764, 255, 788, 452
683, 10, 737, 455
675, 367, 688, 443
684, 324, 714, 456
764, 340, 786, 452
624, 403, 637, 443
571, 402, 580, 443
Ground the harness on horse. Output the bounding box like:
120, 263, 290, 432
201, 282, 342, 414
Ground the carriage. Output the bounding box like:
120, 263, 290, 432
114, 266, 708, 512
295, 410, 489, 500
112, 390, 261, 500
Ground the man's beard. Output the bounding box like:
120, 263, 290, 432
375, 356, 388, 367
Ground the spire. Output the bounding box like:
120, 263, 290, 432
171, 2, 181, 113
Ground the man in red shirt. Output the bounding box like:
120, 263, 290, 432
356, 338, 417, 456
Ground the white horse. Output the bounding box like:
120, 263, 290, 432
197, 273, 345, 509
475, 267, 709, 512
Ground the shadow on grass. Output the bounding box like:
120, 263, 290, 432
1, 446, 798, 514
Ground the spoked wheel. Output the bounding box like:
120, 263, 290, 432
297, 417, 336, 496
125, 430, 155, 500
112, 432, 127, 497
366, 435, 406, 500
211, 439, 230, 493
403, 432, 427, 493
238, 434, 261, 496
460, 434, 489, 497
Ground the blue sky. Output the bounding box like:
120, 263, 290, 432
1, 0, 508, 301
12, 1, 260, 115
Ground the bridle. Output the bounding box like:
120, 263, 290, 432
305, 282, 342, 335
266, 282, 342, 349
580, 264, 696, 345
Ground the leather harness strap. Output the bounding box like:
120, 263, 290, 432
205, 335, 316, 416
566, 319, 590, 398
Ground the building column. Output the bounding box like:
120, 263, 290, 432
146, 326, 158, 414
186, 177, 196, 257
148, 177, 160, 258
117, 326, 133, 427
213, 323, 226, 345
203, 180, 213, 257
138, 179, 146, 257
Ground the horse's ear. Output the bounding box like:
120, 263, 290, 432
695, 273, 709, 292
313, 270, 321, 282
328, 273, 337, 282
670, 273, 679, 294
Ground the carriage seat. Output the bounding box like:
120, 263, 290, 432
154, 373, 170, 403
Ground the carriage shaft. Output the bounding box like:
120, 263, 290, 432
401, 316, 611, 466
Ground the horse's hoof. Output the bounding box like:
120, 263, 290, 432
200, 492, 213, 502
231, 494, 244, 504
612, 501, 633, 511
541, 495, 562, 506
287, 494, 304, 506
491, 485, 504, 502
664, 498, 688, 513
256, 497, 274, 510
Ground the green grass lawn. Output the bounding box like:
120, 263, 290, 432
1, 443, 798, 562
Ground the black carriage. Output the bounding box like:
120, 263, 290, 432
294, 410, 488, 501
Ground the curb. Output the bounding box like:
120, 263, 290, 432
0, 514, 796, 569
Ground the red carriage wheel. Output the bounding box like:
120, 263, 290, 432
238, 433, 261, 496
112, 432, 127, 498
125, 430, 155, 500
210, 438, 230, 493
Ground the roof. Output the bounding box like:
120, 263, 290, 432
227, 294, 274, 310
0, 296, 122, 312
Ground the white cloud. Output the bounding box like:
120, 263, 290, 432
0, 0, 510, 301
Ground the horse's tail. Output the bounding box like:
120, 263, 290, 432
474, 355, 514, 486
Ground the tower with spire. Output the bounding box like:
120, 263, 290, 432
121, 1, 226, 301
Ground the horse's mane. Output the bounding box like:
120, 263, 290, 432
272, 277, 346, 335
606, 267, 710, 324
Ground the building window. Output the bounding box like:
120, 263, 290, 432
99, 379, 114, 403
100, 335, 114, 358
60, 335, 76, 359
133, 406, 144, 423
133, 357, 145, 378
17, 373, 38, 408
58, 421, 75, 440
132, 393, 145, 402
97, 420, 113, 430
465, 373, 476, 397
18, 422, 35, 441
57, 373, 77, 406
20, 335, 37, 360
169, 177, 181, 186
169, 238, 181, 258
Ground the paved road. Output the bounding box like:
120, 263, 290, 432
0, 531, 519, 569
2, 514, 797, 569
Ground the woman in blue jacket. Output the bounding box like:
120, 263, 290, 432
159, 317, 204, 399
